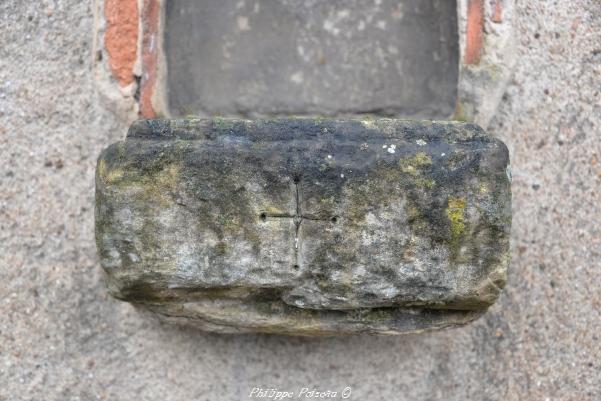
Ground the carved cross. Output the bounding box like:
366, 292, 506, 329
259, 178, 337, 252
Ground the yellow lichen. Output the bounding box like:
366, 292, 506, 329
264, 205, 285, 215
106, 169, 124, 183
397, 152, 435, 189
399, 152, 432, 175
97, 158, 107, 178
128, 163, 181, 208
413, 152, 432, 166
446, 197, 466, 238
97, 159, 124, 184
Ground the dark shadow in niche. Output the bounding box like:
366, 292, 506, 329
165, 0, 458, 119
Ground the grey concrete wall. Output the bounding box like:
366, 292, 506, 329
1, 1, 600, 400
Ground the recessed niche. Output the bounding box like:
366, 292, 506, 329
165, 0, 458, 119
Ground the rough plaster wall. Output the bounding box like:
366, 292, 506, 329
0, 1, 599, 400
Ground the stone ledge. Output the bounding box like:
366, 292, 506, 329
95, 118, 511, 335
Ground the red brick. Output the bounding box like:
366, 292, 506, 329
104, 0, 138, 87
464, 0, 484, 65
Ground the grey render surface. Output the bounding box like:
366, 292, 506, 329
165, 0, 458, 119
0, 1, 600, 400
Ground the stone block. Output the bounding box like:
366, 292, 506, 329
95, 118, 511, 335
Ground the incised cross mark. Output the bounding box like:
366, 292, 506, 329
259, 178, 338, 267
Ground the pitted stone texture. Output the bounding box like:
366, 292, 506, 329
165, 0, 458, 118
95, 118, 511, 334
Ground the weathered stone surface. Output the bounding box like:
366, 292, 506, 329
95, 118, 511, 335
